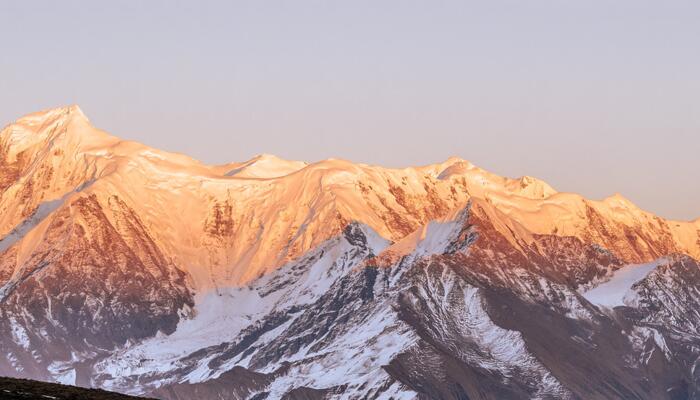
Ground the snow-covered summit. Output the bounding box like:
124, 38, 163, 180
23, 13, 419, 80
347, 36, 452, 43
223, 153, 308, 179
1, 106, 699, 291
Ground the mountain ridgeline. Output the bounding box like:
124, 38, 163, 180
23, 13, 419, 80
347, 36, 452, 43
1, 106, 699, 399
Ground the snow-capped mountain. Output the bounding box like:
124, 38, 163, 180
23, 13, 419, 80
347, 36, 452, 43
1, 106, 699, 399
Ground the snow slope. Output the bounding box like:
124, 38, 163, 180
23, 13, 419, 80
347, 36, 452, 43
583, 259, 664, 307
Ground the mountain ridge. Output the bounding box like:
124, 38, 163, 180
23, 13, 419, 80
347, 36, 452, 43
1, 105, 699, 399
5, 105, 692, 218
1, 105, 699, 288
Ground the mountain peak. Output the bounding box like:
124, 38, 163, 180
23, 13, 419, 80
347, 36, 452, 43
602, 193, 638, 210
252, 153, 288, 162
224, 153, 308, 178
64, 104, 87, 119
12, 105, 89, 127
434, 157, 474, 179
508, 175, 557, 199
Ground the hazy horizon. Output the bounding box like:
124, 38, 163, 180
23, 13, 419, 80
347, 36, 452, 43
1, 1, 698, 221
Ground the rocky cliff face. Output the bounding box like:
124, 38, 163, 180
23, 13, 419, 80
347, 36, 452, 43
0, 106, 699, 399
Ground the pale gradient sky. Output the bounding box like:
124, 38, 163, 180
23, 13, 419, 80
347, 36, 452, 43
0, 1, 698, 221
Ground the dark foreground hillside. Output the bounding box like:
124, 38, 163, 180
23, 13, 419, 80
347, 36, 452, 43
0, 377, 154, 400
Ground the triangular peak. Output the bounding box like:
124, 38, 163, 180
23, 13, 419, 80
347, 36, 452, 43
225, 153, 308, 179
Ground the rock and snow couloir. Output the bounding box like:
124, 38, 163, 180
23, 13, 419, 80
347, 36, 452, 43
0, 106, 699, 399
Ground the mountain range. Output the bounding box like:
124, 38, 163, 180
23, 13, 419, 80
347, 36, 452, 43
1, 106, 699, 399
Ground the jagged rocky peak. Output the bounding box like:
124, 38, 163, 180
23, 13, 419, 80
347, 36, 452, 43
7, 104, 86, 132
2, 105, 113, 153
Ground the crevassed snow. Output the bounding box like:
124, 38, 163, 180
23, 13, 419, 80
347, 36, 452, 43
583, 259, 663, 307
